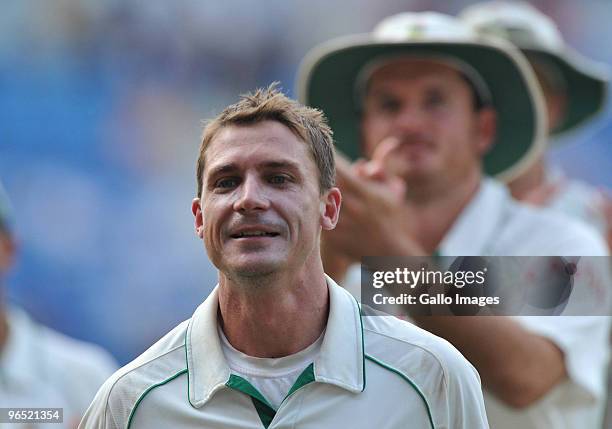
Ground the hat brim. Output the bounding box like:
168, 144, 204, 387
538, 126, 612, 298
524, 48, 608, 135
298, 35, 546, 181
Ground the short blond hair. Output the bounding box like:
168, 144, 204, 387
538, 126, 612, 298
196, 84, 335, 197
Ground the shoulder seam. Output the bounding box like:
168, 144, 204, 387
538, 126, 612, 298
126, 369, 188, 429
363, 325, 449, 391
102, 342, 186, 425
365, 354, 434, 429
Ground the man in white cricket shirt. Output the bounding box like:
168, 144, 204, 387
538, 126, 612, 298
299, 12, 611, 429
79, 86, 489, 428
460, 1, 611, 247
460, 4, 612, 426
0, 181, 117, 428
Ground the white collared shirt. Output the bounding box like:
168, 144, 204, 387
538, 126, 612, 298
343, 177, 609, 428
544, 167, 609, 236
218, 324, 324, 410
79, 277, 489, 429
438, 178, 611, 429
0, 307, 117, 428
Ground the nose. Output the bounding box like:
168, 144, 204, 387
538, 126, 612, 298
233, 175, 270, 213
393, 105, 427, 134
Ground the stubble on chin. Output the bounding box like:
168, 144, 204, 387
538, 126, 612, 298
220, 262, 282, 289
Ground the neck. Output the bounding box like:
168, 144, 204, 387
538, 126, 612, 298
0, 308, 7, 354
404, 169, 481, 253
508, 158, 546, 201
217, 262, 329, 358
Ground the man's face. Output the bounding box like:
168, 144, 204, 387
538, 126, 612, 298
361, 59, 494, 186
193, 121, 338, 279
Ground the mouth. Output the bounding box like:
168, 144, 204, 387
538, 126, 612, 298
399, 140, 433, 150
395, 140, 435, 160
229, 230, 280, 239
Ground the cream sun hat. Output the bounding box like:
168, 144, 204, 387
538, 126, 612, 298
460, 1, 609, 135
298, 11, 547, 181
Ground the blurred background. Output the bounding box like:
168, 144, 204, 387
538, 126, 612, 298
1, 0, 610, 364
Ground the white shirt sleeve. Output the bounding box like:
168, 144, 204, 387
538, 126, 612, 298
79, 379, 121, 429
440, 344, 491, 429
516, 315, 610, 402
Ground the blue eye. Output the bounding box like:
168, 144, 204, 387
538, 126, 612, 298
216, 178, 239, 189
269, 175, 288, 185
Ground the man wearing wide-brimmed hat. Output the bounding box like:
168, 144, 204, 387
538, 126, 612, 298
299, 11, 610, 429
460, 0, 611, 247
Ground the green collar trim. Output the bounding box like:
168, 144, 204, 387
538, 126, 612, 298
251, 398, 275, 429
225, 363, 316, 429
354, 298, 367, 392
226, 374, 275, 410
184, 327, 196, 408
226, 374, 275, 428
286, 363, 316, 397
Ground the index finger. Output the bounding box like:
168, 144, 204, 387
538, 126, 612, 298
334, 150, 368, 197
371, 136, 402, 168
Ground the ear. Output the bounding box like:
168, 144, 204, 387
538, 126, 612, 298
475, 107, 497, 155
546, 92, 567, 132
320, 187, 342, 230
0, 232, 16, 273
191, 198, 205, 239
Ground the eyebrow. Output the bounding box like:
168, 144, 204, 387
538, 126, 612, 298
206, 160, 303, 179
207, 164, 238, 178
260, 160, 302, 171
